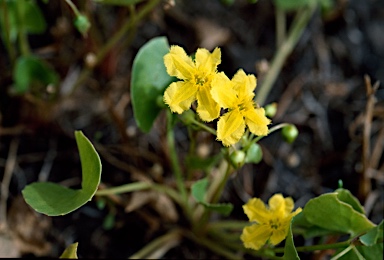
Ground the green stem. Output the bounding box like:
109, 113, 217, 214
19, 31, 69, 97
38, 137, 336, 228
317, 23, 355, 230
129, 229, 182, 259
184, 230, 242, 260
95, 181, 183, 207
64, 0, 81, 16
255, 3, 317, 105
273, 240, 351, 253
15, 0, 30, 56
1, 0, 16, 67
190, 117, 217, 136
68, 0, 160, 96
252, 122, 290, 143
275, 7, 286, 48
207, 220, 249, 231
166, 110, 190, 215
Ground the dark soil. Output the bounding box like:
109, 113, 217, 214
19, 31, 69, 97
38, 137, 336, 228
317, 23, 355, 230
0, 0, 383, 258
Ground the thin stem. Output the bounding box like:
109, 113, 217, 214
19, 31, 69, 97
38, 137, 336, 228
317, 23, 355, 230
207, 220, 249, 231
252, 122, 290, 143
275, 7, 286, 48
255, 3, 317, 105
330, 244, 353, 260
95, 181, 183, 207
191, 118, 217, 136
129, 229, 182, 259
15, 0, 30, 56
64, 0, 81, 16
166, 110, 190, 214
68, 0, 160, 96
273, 240, 351, 254
1, 0, 16, 67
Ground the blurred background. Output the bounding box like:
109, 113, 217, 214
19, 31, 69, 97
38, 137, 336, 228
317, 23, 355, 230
0, 0, 383, 258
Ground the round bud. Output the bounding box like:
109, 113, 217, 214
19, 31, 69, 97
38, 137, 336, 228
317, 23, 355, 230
229, 150, 246, 169
264, 102, 277, 118
245, 143, 263, 164
74, 14, 91, 37
282, 124, 299, 144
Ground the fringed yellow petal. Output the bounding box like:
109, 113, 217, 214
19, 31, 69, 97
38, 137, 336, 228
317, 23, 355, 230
283, 197, 295, 215
211, 72, 238, 108
243, 198, 270, 223
196, 85, 220, 122
163, 81, 197, 114
244, 107, 270, 136
269, 225, 289, 246
268, 193, 285, 212
232, 69, 257, 95
241, 224, 272, 250
195, 47, 221, 74
164, 46, 195, 80
217, 110, 245, 146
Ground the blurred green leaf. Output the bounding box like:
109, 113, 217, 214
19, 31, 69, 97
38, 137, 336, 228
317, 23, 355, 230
302, 191, 375, 237
131, 37, 175, 132
283, 222, 299, 260
60, 242, 78, 259
13, 55, 59, 93
360, 220, 383, 246
191, 178, 233, 216
22, 131, 102, 216
185, 153, 222, 171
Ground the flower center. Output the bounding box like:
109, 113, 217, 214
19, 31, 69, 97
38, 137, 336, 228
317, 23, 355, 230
269, 219, 281, 230
194, 74, 207, 86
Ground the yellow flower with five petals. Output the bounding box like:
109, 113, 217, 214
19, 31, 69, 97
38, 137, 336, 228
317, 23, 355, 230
241, 194, 302, 250
210, 69, 271, 146
163, 46, 221, 122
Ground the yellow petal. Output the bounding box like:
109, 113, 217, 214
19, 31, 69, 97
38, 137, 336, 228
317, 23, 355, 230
268, 194, 285, 213
243, 197, 270, 224
241, 224, 272, 250
269, 224, 289, 246
232, 69, 257, 95
196, 84, 220, 122
164, 46, 195, 80
283, 197, 295, 215
244, 107, 270, 136
163, 81, 197, 114
217, 110, 245, 146
211, 72, 238, 109
195, 47, 221, 74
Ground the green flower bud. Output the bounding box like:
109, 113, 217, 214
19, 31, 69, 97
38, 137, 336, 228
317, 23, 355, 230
180, 110, 196, 125
264, 102, 277, 118
229, 150, 246, 169
156, 95, 167, 109
74, 14, 91, 37
282, 124, 299, 144
245, 143, 263, 164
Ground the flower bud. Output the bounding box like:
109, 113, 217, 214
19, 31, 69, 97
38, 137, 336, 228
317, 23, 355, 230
229, 150, 246, 169
264, 102, 277, 118
282, 124, 299, 144
74, 14, 91, 37
180, 110, 196, 125
245, 143, 263, 164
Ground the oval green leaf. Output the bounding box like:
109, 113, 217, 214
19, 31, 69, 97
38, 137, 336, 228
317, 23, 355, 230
22, 131, 102, 216
302, 192, 375, 237
131, 36, 175, 132
13, 55, 59, 93
283, 222, 299, 260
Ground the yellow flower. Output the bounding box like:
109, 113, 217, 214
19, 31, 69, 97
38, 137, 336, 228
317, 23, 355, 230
163, 45, 221, 122
210, 69, 271, 146
240, 194, 302, 250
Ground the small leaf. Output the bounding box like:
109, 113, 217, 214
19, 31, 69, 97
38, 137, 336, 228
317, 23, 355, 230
335, 188, 365, 214
13, 55, 59, 93
191, 178, 233, 216
20, 0, 47, 34
360, 220, 383, 246
283, 222, 299, 260
302, 192, 375, 237
131, 37, 175, 132
22, 131, 102, 216
60, 242, 78, 259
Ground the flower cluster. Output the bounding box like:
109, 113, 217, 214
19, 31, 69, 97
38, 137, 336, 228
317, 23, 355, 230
241, 194, 302, 250
163, 46, 271, 146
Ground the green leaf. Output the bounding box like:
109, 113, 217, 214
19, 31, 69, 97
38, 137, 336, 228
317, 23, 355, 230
131, 36, 175, 132
191, 178, 233, 216
360, 220, 383, 246
60, 242, 78, 259
13, 55, 59, 93
22, 131, 102, 216
283, 222, 300, 260
336, 243, 383, 260
302, 192, 375, 237
20, 0, 47, 34
92, 0, 144, 5
335, 188, 365, 214
273, 0, 313, 11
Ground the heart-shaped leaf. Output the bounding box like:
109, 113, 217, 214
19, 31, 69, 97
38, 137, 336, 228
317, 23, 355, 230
22, 131, 102, 216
